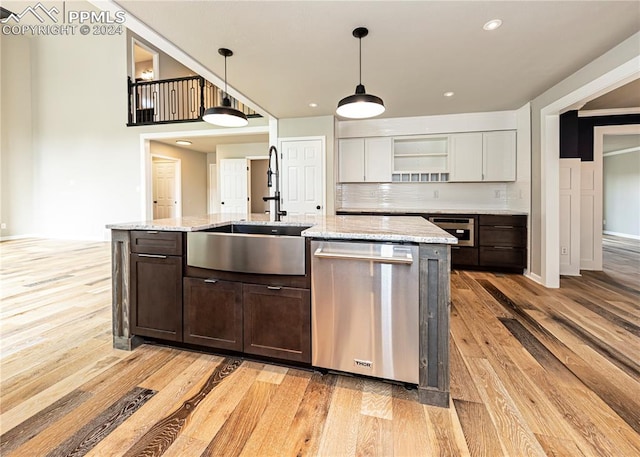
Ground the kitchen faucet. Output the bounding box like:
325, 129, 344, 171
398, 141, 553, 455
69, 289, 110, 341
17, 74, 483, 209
263, 145, 287, 221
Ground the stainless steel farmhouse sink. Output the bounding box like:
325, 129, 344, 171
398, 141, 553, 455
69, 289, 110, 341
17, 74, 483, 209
187, 224, 312, 275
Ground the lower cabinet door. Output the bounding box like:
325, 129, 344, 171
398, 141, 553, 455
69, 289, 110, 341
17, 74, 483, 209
183, 278, 243, 351
451, 246, 479, 267
243, 284, 311, 363
131, 254, 183, 342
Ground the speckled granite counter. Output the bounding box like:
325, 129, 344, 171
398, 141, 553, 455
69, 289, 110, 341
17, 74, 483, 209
107, 213, 457, 244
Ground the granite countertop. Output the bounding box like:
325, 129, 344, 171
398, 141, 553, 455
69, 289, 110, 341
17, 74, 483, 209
107, 213, 457, 244
336, 208, 529, 215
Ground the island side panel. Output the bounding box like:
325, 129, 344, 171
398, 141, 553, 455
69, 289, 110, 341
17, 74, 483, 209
418, 243, 451, 407
111, 229, 143, 350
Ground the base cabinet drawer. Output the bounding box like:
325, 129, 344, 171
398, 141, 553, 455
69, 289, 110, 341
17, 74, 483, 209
243, 284, 311, 363
451, 246, 479, 266
479, 247, 526, 269
479, 226, 526, 247
183, 278, 243, 351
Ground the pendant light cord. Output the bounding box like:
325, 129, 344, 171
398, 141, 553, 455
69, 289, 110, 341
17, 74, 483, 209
358, 36, 362, 85
223, 55, 228, 97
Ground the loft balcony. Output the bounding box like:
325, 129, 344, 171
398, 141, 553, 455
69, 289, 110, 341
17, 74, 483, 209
127, 76, 260, 126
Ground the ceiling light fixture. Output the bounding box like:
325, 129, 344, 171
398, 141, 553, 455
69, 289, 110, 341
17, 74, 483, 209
336, 27, 385, 119
176, 140, 192, 146
483, 19, 502, 31
443, 91, 455, 97
202, 48, 248, 128
309, 103, 318, 108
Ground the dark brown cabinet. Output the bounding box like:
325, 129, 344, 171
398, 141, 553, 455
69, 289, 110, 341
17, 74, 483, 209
478, 215, 527, 270
130, 231, 184, 342
242, 284, 311, 363
183, 278, 243, 351
130, 253, 183, 341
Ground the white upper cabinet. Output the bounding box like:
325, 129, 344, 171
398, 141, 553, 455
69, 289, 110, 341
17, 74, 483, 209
449, 133, 483, 181
483, 131, 516, 182
338, 137, 392, 182
449, 131, 516, 182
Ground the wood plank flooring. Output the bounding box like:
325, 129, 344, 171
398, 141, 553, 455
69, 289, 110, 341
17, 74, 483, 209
1, 236, 639, 456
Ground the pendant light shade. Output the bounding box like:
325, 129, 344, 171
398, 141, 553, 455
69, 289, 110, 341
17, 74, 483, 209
336, 27, 385, 119
203, 48, 248, 127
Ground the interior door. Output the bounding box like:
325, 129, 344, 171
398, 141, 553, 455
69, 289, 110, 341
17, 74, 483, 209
219, 158, 249, 214
152, 159, 177, 219
280, 139, 324, 216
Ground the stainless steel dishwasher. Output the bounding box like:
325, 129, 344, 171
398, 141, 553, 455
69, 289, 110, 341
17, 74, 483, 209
311, 240, 419, 384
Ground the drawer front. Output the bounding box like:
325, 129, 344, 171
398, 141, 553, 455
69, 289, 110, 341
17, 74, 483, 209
479, 247, 526, 269
451, 246, 479, 266
131, 230, 183, 256
479, 214, 527, 227
479, 226, 526, 248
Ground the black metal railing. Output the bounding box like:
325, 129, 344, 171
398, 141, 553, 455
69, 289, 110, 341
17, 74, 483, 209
127, 76, 259, 126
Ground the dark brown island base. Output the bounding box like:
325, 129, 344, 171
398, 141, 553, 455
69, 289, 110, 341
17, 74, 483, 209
107, 214, 457, 407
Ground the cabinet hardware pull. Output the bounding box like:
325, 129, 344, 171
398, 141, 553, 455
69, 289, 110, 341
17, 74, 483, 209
314, 248, 414, 265
204, 279, 218, 284
267, 286, 282, 290
146, 231, 159, 234
138, 254, 167, 259
494, 225, 514, 229
492, 246, 513, 250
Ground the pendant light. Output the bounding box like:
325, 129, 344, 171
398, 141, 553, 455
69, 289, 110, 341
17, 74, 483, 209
336, 27, 385, 119
203, 48, 248, 127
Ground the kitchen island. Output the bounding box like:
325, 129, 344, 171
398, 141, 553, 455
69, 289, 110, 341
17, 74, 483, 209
107, 214, 456, 407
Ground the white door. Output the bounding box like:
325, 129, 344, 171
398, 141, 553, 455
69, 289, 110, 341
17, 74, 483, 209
152, 159, 178, 219
338, 138, 365, 182
280, 139, 324, 216
219, 158, 249, 214
364, 137, 393, 182
449, 133, 483, 182
208, 163, 217, 213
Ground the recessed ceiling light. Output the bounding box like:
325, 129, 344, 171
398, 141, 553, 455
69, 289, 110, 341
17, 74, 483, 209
443, 92, 455, 97
309, 103, 318, 108
483, 19, 502, 31
176, 140, 192, 146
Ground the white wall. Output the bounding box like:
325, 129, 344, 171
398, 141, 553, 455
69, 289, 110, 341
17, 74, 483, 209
604, 150, 640, 238
1, 35, 34, 237
149, 141, 207, 216
1, 18, 260, 241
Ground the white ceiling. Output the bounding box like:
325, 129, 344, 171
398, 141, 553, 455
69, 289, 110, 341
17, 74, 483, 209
115, 0, 639, 120
153, 133, 269, 155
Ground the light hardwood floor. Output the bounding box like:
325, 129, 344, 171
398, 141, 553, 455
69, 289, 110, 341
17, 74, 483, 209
1, 236, 639, 456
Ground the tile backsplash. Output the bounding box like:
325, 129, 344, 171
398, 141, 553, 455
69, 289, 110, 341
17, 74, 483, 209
336, 182, 510, 211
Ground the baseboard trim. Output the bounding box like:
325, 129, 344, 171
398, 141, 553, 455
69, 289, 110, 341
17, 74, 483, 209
603, 231, 640, 241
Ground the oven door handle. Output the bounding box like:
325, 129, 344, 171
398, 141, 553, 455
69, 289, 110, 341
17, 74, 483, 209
313, 248, 414, 265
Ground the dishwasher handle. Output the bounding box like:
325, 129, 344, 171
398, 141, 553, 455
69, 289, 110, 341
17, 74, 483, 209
313, 247, 414, 265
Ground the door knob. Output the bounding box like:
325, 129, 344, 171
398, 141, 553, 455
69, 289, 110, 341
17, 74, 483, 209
221, 201, 225, 204
316, 205, 321, 210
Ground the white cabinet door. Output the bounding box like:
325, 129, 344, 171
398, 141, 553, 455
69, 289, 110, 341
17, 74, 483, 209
483, 131, 516, 181
364, 137, 392, 182
449, 133, 483, 182
338, 137, 392, 182
338, 138, 365, 182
